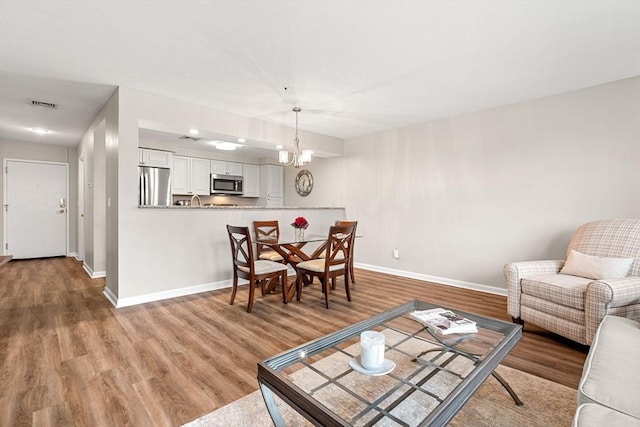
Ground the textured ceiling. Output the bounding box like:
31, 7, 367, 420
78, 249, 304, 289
0, 1, 639, 148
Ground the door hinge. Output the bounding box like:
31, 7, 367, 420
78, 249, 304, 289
4, 166, 7, 174
5, 243, 7, 250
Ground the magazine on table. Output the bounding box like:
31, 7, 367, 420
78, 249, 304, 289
410, 308, 478, 335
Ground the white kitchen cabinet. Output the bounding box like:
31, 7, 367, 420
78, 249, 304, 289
266, 197, 283, 207
260, 164, 284, 198
242, 164, 260, 197
172, 156, 190, 194
139, 148, 172, 168
191, 158, 211, 194
211, 160, 243, 176
172, 156, 211, 195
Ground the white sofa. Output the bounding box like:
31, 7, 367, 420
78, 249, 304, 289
572, 315, 640, 426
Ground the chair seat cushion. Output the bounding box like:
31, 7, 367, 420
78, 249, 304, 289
315, 250, 344, 260
297, 259, 344, 272
258, 250, 284, 261
521, 274, 591, 310
238, 260, 288, 275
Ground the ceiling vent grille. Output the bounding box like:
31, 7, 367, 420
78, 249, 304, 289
179, 135, 201, 141
30, 99, 58, 109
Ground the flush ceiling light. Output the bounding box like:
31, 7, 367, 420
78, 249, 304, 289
237, 138, 246, 143
279, 107, 311, 168
31, 128, 50, 134
214, 141, 239, 151
189, 129, 199, 135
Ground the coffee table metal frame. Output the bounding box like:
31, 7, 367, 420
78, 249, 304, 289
257, 300, 522, 427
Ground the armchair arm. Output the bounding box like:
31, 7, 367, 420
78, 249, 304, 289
504, 260, 565, 319
585, 276, 640, 344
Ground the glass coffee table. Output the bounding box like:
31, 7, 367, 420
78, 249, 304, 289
257, 300, 522, 426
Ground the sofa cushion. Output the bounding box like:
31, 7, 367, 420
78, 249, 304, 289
573, 403, 640, 427
521, 274, 591, 310
560, 249, 634, 280
578, 315, 640, 420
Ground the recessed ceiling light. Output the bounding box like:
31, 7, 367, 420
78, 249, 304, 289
189, 129, 199, 135
31, 128, 49, 134
237, 138, 246, 143
276, 145, 283, 149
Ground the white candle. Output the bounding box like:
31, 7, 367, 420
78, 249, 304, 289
360, 331, 385, 370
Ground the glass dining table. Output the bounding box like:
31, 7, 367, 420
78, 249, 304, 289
257, 232, 332, 303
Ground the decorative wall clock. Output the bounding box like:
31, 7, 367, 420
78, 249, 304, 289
295, 169, 313, 197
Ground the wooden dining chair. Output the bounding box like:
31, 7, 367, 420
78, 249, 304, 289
253, 220, 285, 263
316, 220, 358, 289
227, 225, 288, 313
295, 223, 356, 309
335, 220, 358, 287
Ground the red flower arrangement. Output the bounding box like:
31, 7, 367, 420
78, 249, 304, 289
292, 216, 309, 229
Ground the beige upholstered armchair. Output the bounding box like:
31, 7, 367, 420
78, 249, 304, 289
504, 219, 640, 345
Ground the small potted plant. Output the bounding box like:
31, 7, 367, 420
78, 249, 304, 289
292, 216, 309, 241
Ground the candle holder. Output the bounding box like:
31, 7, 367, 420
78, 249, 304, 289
360, 331, 385, 370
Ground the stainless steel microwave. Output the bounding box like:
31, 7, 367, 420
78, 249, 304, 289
211, 173, 243, 195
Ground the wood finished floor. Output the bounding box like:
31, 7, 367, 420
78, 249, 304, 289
0, 257, 588, 426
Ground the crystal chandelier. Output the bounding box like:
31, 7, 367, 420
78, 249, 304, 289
279, 107, 312, 168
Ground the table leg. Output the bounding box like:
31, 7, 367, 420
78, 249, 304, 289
260, 383, 286, 427
490, 370, 524, 406
413, 345, 523, 406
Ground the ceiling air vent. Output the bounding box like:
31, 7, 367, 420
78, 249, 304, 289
30, 99, 58, 109
179, 135, 201, 142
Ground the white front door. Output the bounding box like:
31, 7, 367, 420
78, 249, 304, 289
4, 160, 68, 258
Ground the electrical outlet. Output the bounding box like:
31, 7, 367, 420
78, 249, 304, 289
393, 248, 399, 259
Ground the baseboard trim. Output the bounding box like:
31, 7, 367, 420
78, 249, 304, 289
110, 279, 235, 308
103, 286, 118, 307
104, 265, 506, 309
82, 262, 106, 279
355, 263, 507, 297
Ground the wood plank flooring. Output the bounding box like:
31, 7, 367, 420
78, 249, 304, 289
0, 257, 588, 426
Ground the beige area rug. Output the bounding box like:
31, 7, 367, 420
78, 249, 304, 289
184, 363, 576, 426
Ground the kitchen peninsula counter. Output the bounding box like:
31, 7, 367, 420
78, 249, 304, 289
139, 205, 344, 209
116, 206, 347, 308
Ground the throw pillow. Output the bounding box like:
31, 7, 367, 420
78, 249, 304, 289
560, 249, 634, 280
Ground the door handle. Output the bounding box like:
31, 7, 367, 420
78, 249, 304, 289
57, 209, 65, 214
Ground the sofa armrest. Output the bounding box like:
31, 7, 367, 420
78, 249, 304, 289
585, 276, 640, 345
504, 260, 565, 319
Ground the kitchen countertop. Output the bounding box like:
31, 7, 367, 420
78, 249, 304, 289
139, 205, 344, 210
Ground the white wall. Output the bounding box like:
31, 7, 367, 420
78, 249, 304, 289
344, 76, 640, 289
283, 156, 345, 208
0, 139, 78, 256
77, 91, 117, 280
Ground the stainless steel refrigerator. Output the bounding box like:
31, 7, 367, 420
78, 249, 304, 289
139, 166, 171, 206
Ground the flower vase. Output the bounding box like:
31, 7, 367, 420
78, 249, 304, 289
295, 228, 304, 242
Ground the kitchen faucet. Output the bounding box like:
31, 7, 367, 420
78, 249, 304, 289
190, 194, 202, 206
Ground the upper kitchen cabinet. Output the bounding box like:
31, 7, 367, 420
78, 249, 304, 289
242, 164, 260, 197
260, 164, 284, 198
173, 156, 210, 195
211, 160, 243, 176
139, 148, 172, 168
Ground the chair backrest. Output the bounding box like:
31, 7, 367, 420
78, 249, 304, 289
335, 220, 357, 249
253, 220, 279, 254
324, 224, 356, 272
567, 219, 640, 276
227, 225, 256, 275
